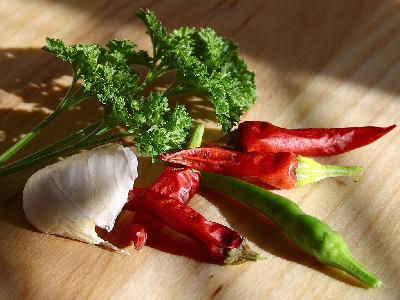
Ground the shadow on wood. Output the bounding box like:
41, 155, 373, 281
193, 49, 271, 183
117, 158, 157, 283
0, 47, 220, 165
0, 48, 105, 163
39, 0, 400, 97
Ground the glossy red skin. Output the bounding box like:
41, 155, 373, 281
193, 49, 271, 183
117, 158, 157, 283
150, 166, 200, 203
126, 188, 242, 261
96, 210, 137, 248
160, 148, 298, 189
130, 223, 147, 250
128, 167, 200, 249
239, 121, 396, 156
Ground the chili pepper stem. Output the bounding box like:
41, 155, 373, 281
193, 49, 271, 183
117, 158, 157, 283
224, 240, 262, 265
295, 156, 363, 187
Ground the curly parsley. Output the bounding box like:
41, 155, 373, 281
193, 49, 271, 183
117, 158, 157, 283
0, 9, 256, 175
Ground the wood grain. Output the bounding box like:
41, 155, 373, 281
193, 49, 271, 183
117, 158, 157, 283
1, 0, 399, 299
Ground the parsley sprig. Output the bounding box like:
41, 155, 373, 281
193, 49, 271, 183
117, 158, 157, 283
0, 9, 256, 176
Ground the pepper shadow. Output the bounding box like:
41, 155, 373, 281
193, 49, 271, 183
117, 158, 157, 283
200, 189, 367, 288
145, 227, 215, 264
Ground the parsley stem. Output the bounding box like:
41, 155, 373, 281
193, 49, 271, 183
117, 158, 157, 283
0, 126, 126, 177
142, 66, 170, 91
165, 87, 203, 98
0, 107, 62, 164
164, 78, 179, 94
78, 131, 131, 149
0, 121, 102, 170
0, 76, 82, 165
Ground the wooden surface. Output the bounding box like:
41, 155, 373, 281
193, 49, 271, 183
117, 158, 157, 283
1, 0, 399, 299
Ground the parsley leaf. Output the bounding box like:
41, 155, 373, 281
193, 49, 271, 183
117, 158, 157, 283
43, 38, 102, 74
44, 38, 191, 157
137, 9, 256, 130
132, 92, 191, 157
0, 9, 256, 175
136, 9, 167, 61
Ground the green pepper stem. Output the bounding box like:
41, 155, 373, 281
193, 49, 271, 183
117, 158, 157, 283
295, 156, 363, 187
187, 124, 205, 148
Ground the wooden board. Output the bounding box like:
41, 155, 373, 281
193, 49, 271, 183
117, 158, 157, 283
1, 0, 399, 299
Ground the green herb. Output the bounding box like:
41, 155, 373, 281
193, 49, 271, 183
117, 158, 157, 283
0, 9, 255, 176
137, 9, 256, 130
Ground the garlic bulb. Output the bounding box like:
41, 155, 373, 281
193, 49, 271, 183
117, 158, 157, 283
23, 144, 138, 248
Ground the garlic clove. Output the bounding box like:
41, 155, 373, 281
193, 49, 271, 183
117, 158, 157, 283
22, 144, 138, 249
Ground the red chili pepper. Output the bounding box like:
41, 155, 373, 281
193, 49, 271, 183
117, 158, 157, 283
160, 147, 363, 189
238, 121, 396, 156
150, 166, 200, 203
129, 167, 200, 249
162, 148, 297, 189
130, 223, 147, 250
125, 188, 259, 264
95, 210, 138, 248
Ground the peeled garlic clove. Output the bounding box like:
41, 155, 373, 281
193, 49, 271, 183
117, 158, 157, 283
22, 144, 138, 249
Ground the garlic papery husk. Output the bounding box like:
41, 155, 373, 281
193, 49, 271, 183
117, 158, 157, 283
22, 144, 138, 249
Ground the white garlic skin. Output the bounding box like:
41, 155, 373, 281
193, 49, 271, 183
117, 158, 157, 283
22, 144, 138, 247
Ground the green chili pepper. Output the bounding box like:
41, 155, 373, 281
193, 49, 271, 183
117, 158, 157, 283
200, 171, 381, 288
